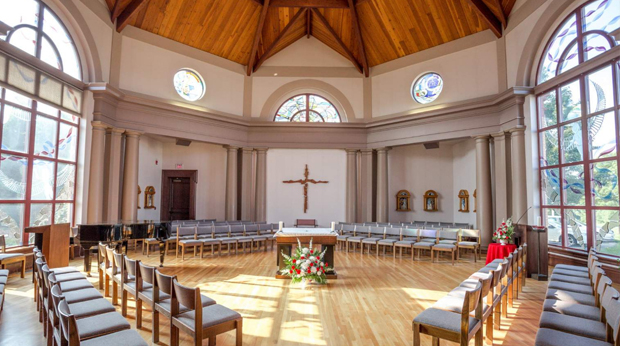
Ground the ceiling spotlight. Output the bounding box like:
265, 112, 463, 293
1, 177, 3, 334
274, 73, 278, 76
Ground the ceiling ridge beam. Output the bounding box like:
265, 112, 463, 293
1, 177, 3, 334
311, 8, 362, 74
254, 8, 308, 73
466, 0, 503, 38
116, 0, 149, 32
347, 0, 369, 77
248, 0, 271, 76
251, 0, 368, 7
307, 9, 311, 38
110, 0, 123, 23
494, 0, 507, 28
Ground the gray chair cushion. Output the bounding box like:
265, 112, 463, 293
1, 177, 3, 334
458, 241, 478, 246
201, 239, 221, 244
62, 287, 103, 304
438, 240, 457, 245
140, 288, 170, 302
361, 237, 382, 244
0, 276, 6, 285
545, 289, 596, 306
552, 269, 589, 278
68, 298, 116, 319
179, 240, 202, 245
234, 237, 253, 243
433, 295, 490, 315
81, 329, 148, 346
57, 279, 94, 292
346, 237, 364, 242
534, 328, 612, 346
0, 269, 8, 276
76, 312, 130, 339
395, 240, 416, 247
554, 264, 589, 273
538, 311, 606, 340
125, 281, 153, 291
220, 238, 237, 244
53, 272, 87, 282
547, 281, 593, 295
336, 236, 349, 241
433, 244, 456, 250
542, 299, 600, 321
412, 242, 434, 249
403, 237, 418, 241
50, 267, 80, 274
174, 304, 241, 330
420, 238, 437, 243
550, 274, 591, 286
0, 253, 23, 260
413, 308, 479, 333
378, 239, 397, 245
156, 294, 216, 314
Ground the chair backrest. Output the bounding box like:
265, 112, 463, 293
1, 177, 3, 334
113, 251, 125, 280
57, 299, 80, 346
342, 224, 356, 233
98, 242, 109, 267
601, 286, 620, 341
172, 278, 203, 333
369, 226, 385, 236
438, 230, 459, 240
214, 221, 228, 226
419, 229, 437, 240
376, 223, 390, 227
385, 227, 401, 237
461, 282, 483, 327
460, 229, 480, 243
355, 226, 370, 237
401, 228, 419, 238
196, 225, 212, 238
597, 275, 613, 307
139, 261, 155, 286
245, 224, 259, 233
213, 225, 230, 236
124, 255, 140, 285
259, 223, 273, 232
363, 222, 376, 227
105, 246, 116, 272
230, 225, 245, 234
182, 221, 199, 226
227, 221, 242, 225
177, 226, 196, 238
155, 269, 175, 297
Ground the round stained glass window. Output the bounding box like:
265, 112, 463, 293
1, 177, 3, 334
173, 69, 205, 101
411, 72, 443, 104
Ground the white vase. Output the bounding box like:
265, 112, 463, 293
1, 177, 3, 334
500, 239, 507, 245
300, 278, 307, 290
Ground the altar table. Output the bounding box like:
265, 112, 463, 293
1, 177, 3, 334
486, 243, 517, 264
275, 228, 338, 279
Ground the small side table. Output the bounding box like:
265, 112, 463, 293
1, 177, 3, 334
486, 243, 517, 264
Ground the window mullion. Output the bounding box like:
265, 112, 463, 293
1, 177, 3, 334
579, 70, 595, 250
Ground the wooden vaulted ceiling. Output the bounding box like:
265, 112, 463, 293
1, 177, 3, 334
104, 0, 517, 76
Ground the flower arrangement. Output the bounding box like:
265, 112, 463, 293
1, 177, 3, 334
280, 238, 329, 285
493, 218, 515, 244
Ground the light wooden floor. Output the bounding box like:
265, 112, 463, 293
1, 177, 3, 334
0, 248, 544, 345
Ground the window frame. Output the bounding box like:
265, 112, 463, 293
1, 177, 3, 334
536, 0, 620, 255
0, 87, 80, 247
273, 94, 342, 123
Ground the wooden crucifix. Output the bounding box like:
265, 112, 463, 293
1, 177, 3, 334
283, 164, 329, 213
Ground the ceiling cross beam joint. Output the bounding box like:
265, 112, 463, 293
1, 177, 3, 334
114, 0, 150, 33
465, 0, 503, 38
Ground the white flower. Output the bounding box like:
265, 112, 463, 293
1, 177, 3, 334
306, 260, 311, 266
302, 248, 309, 254
320, 262, 324, 267
309, 256, 316, 262
301, 263, 308, 270
311, 267, 317, 274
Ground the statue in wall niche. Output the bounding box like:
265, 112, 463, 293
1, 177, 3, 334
144, 186, 156, 209
395, 190, 411, 212
423, 190, 438, 212
137, 185, 141, 209
458, 189, 469, 212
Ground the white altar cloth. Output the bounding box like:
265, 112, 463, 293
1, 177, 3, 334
275, 228, 338, 237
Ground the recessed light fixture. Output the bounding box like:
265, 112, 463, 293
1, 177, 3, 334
274, 73, 278, 76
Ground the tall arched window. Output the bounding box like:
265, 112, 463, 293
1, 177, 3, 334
274, 94, 341, 123
537, 0, 620, 256
0, 0, 82, 80
0, 1, 81, 247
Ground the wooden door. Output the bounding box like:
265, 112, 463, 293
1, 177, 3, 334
161, 170, 197, 221
169, 177, 191, 220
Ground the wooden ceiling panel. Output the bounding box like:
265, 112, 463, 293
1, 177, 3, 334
104, 0, 515, 73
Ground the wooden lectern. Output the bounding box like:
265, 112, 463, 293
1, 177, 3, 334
25, 223, 70, 268
515, 224, 548, 281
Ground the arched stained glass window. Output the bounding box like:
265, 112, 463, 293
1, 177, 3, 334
274, 94, 341, 123
538, 0, 619, 84
536, 0, 620, 257
0, 0, 82, 80
411, 73, 443, 104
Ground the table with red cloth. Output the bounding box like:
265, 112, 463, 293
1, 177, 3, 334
485, 243, 517, 264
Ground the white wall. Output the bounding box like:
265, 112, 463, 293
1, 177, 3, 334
137, 136, 163, 220
266, 149, 346, 227
388, 140, 477, 226
159, 141, 227, 221
372, 42, 498, 118
263, 37, 354, 68
119, 37, 245, 116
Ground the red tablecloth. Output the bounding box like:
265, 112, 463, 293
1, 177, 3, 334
485, 243, 517, 264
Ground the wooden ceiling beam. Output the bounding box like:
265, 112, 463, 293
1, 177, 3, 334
247, 0, 271, 76
307, 9, 311, 38
116, 0, 149, 32
347, 0, 368, 77
110, 0, 123, 23
465, 0, 502, 38
254, 8, 308, 72
251, 0, 367, 7
494, 0, 507, 28
311, 8, 362, 74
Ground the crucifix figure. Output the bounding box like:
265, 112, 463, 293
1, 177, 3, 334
283, 164, 329, 213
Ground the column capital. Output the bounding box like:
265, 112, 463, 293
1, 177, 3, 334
473, 135, 490, 142
91, 121, 108, 131
360, 149, 373, 155
376, 147, 391, 153
490, 132, 506, 139
224, 145, 240, 151
508, 127, 526, 135
241, 147, 254, 153
107, 127, 126, 135
345, 148, 358, 154
124, 129, 143, 138
255, 147, 269, 153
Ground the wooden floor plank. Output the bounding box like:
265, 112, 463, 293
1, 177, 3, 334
0, 248, 544, 345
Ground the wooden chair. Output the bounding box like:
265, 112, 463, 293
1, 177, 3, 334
105, 246, 120, 305
361, 226, 386, 255
121, 255, 149, 319
295, 219, 317, 228
246, 224, 269, 251
431, 230, 459, 265
214, 226, 238, 255
337, 224, 356, 250
395, 228, 418, 259
412, 229, 437, 260
413, 281, 484, 346
231, 225, 253, 253
171, 278, 243, 346
346, 226, 370, 252
259, 223, 276, 250
377, 227, 401, 256
177, 226, 201, 260
0, 234, 26, 278
458, 229, 481, 262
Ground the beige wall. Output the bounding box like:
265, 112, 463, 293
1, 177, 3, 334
137, 136, 163, 220
263, 37, 354, 68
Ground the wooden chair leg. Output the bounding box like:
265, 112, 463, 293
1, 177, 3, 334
136, 299, 142, 328
494, 302, 501, 330
182, 246, 185, 261
104, 274, 110, 297
485, 314, 493, 344
98, 269, 103, 290
171, 325, 179, 346
236, 318, 243, 346
112, 281, 118, 305
502, 292, 508, 318
153, 310, 160, 343
413, 323, 421, 346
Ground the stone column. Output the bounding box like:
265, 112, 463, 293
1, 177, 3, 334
376, 148, 389, 222
359, 149, 374, 223
121, 130, 141, 222
475, 136, 493, 247
345, 149, 357, 223
225, 146, 239, 221
255, 148, 268, 222
510, 127, 528, 224
240, 147, 254, 221
87, 121, 108, 223
491, 132, 509, 224
104, 128, 125, 222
